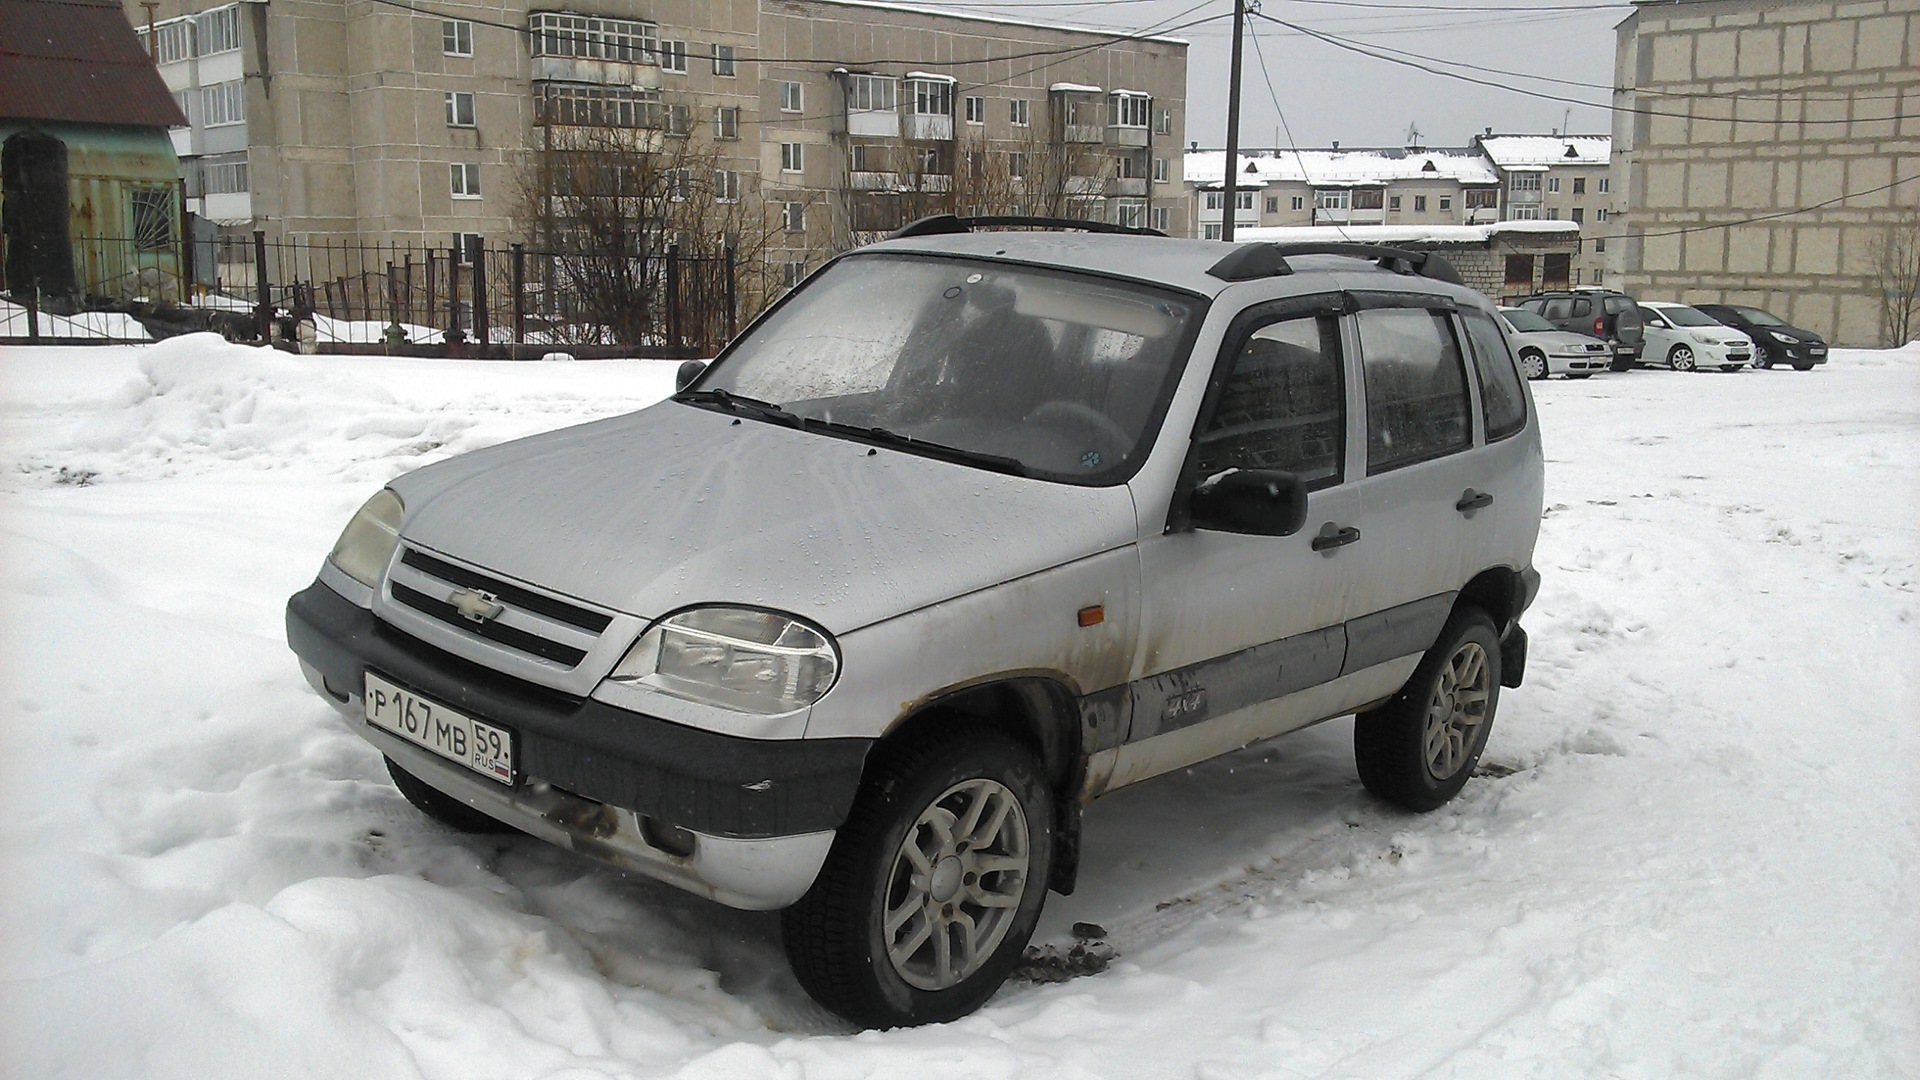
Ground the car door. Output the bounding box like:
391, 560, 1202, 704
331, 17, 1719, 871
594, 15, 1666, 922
1339, 294, 1486, 692
1638, 306, 1675, 363
1106, 295, 1362, 790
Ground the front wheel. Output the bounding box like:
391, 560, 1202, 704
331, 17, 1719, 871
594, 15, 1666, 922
1668, 345, 1698, 372
783, 729, 1053, 1028
386, 756, 517, 834
1518, 350, 1547, 381
1354, 608, 1503, 812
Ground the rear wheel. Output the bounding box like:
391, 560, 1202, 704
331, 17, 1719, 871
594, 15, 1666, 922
783, 729, 1052, 1028
386, 756, 516, 834
1518, 350, 1547, 381
1354, 608, 1502, 812
1792, 360, 1816, 371
1668, 345, 1697, 372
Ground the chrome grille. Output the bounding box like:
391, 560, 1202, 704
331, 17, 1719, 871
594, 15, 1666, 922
386, 546, 611, 669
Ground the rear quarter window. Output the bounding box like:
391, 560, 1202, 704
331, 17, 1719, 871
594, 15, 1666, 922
1460, 309, 1527, 442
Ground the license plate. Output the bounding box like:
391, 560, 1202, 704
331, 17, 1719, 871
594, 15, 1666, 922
365, 672, 513, 783
1811, 347, 1827, 354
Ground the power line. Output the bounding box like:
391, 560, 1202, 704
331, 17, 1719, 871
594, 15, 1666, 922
1614, 173, 1919, 241
1245, 18, 1352, 241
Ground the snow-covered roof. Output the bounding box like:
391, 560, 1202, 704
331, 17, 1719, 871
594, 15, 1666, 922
795, 0, 1188, 44
1049, 82, 1103, 94
1185, 149, 1500, 188
1110, 88, 1149, 97
904, 71, 957, 83
1477, 135, 1611, 168
1237, 222, 1582, 246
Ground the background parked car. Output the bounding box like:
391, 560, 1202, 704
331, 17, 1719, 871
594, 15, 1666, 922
1637, 302, 1754, 372
1516, 288, 1645, 370
1693, 304, 1828, 370
1498, 307, 1611, 380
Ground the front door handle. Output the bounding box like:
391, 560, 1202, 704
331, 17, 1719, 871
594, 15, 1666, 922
1311, 525, 1361, 552
1456, 489, 1494, 514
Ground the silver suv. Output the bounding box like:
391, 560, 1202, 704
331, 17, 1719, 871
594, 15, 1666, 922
286, 219, 1543, 1028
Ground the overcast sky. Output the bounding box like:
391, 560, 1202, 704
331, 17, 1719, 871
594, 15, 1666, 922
918, 0, 1629, 150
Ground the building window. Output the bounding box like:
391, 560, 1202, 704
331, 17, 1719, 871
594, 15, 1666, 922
1353, 188, 1384, 210
1316, 189, 1350, 211
780, 81, 803, 113
1009, 98, 1030, 127
1110, 93, 1149, 128
1116, 201, 1146, 229
195, 154, 248, 195
712, 44, 735, 76
1546, 176, 1561, 193
1592, 268, 1604, 283
1291, 196, 1304, 211
1115, 155, 1144, 179
535, 82, 661, 129
455, 233, 482, 263
130, 187, 176, 250
714, 106, 739, 140
667, 103, 691, 136
714, 169, 740, 203
1571, 207, 1585, 224
196, 6, 241, 56
1204, 191, 1223, 211
1008, 151, 1028, 179
528, 13, 656, 63
850, 143, 875, 172
445, 91, 475, 127
1510, 173, 1540, 192
450, 163, 481, 198
963, 96, 984, 124
1572, 268, 1582, 285
1155, 158, 1170, 184
659, 40, 687, 73
1413, 195, 1426, 212
1203, 223, 1223, 240
144, 19, 193, 64
1598, 177, 1610, 194
1465, 189, 1498, 210
781, 142, 803, 172
201, 81, 245, 127
908, 78, 952, 117
847, 73, 897, 112
443, 19, 473, 56
1596, 207, 1608, 222
1152, 206, 1170, 233
1237, 190, 1255, 211
782, 261, 808, 289
1510, 205, 1540, 220
1594, 236, 1607, 253
1438, 196, 1452, 211
665, 168, 690, 201
1572, 177, 1586, 195
1546, 206, 1559, 220
1156, 108, 1173, 135
1266, 196, 1279, 214
912, 146, 940, 174
1389, 195, 1401, 211
783, 202, 806, 232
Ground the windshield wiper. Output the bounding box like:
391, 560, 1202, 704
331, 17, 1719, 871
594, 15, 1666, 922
807, 419, 1029, 477
675, 388, 804, 429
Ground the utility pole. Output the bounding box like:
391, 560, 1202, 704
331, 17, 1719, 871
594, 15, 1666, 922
141, 2, 159, 60
1221, 0, 1247, 241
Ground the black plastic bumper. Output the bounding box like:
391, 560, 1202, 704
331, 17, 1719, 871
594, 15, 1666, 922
286, 583, 871, 839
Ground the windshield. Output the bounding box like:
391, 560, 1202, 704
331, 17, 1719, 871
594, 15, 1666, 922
1731, 305, 1786, 327
1658, 305, 1720, 327
1501, 309, 1558, 333
689, 254, 1201, 483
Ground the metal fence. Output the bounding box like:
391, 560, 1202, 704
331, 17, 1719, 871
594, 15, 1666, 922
2, 231, 752, 356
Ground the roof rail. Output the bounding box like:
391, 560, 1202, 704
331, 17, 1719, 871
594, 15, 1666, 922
889, 214, 1168, 239
1206, 242, 1464, 287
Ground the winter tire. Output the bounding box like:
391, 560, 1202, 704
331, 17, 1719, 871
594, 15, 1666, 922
1668, 345, 1698, 372
782, 729, 1053, 1028
1354, 607, 1502, 812
1792, 361, 1815, 371
1518, 350, 1547, 381
386, 756, 517, 834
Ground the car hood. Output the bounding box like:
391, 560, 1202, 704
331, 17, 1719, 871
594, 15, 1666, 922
386, 401, 1141, 634
1517, 330, 1608, 351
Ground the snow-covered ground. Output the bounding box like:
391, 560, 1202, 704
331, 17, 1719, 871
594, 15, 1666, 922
3, 334, 1915, 1079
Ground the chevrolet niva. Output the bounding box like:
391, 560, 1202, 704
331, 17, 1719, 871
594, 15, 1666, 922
287, 217, 1543, 1028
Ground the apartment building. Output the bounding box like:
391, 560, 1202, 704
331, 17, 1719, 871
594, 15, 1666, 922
1474, 134, 1618, 287
1612, 0, 1918, 346
124, 0, 1189, 280
1185, 146, 1503, 238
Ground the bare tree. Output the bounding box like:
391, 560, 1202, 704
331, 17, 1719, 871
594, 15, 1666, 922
1869, 207, 1920, 347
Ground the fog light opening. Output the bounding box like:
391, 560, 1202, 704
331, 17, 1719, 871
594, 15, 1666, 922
639, 815, 696, 858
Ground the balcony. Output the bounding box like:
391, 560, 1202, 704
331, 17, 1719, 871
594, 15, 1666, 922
533, 56, 661, 90
904, 113, 953, 141
1065, 175, 1103, 195
848, 108, 899, 138
910, 174, 951, 194
850, 170, 900, 191
1507, 187, 1542, 204
1064, 124, 1103, 143
1108, 126, 1149, 148
1106, 177, 1147, 197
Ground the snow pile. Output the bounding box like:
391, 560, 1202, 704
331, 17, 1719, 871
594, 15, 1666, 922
1, 339, 1915, 1078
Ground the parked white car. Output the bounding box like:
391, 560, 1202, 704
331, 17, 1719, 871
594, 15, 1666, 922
1498, 307, 1612, 380
1636, 302, 1754, 372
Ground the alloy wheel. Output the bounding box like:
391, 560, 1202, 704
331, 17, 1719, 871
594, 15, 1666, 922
882, 777, 1031, 991
1422, 641, 1491, 781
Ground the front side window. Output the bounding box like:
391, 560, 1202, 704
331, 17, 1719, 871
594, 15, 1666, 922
1196, 313, 1344, 488
1460, 309, 1527, 441
693, 255, 1201, 484
1358, 307, 1472, 473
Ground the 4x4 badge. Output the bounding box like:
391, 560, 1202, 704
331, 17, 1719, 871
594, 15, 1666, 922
449, 589, 504, 624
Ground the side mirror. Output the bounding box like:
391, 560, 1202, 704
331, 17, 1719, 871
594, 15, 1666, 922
675, 359, 707, 393
1188, 469, 1309, 537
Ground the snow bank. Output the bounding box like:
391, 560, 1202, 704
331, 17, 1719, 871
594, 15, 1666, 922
1, 299, 152, 341
1, 337, 1915, 1078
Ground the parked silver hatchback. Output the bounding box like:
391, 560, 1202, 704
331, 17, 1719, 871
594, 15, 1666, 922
287, 218, 1543, 1028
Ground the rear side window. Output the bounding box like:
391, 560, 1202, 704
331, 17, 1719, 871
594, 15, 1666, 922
1357, 308, 1472, 473
1196, 314, 1344, 489
1570, 298, 1593, 318
1460, 309, 1527, 442
1542, 298, 1573, 320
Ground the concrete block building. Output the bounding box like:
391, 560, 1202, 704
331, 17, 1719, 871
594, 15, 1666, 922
1612, 0, 1919, 345
123, 0, 1189, 283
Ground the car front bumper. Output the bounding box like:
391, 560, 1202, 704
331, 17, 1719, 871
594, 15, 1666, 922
286, 582, 870, 909
1548, 349, 1611, 375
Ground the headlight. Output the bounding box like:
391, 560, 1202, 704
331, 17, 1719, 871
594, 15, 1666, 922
611, 606, 839, 715
328, 488, 404, 588
1769, 330, 1799, 343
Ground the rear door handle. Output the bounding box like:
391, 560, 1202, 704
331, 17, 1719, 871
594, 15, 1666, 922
1456, 489, 1494, 514
1311, 525, 1361, 552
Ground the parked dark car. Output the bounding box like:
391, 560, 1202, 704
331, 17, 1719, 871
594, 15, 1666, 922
1693, 304, 1828, 370
1517, 288, 1644, 370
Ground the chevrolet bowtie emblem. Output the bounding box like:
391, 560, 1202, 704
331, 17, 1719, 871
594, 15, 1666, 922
449, 589, 504, 624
